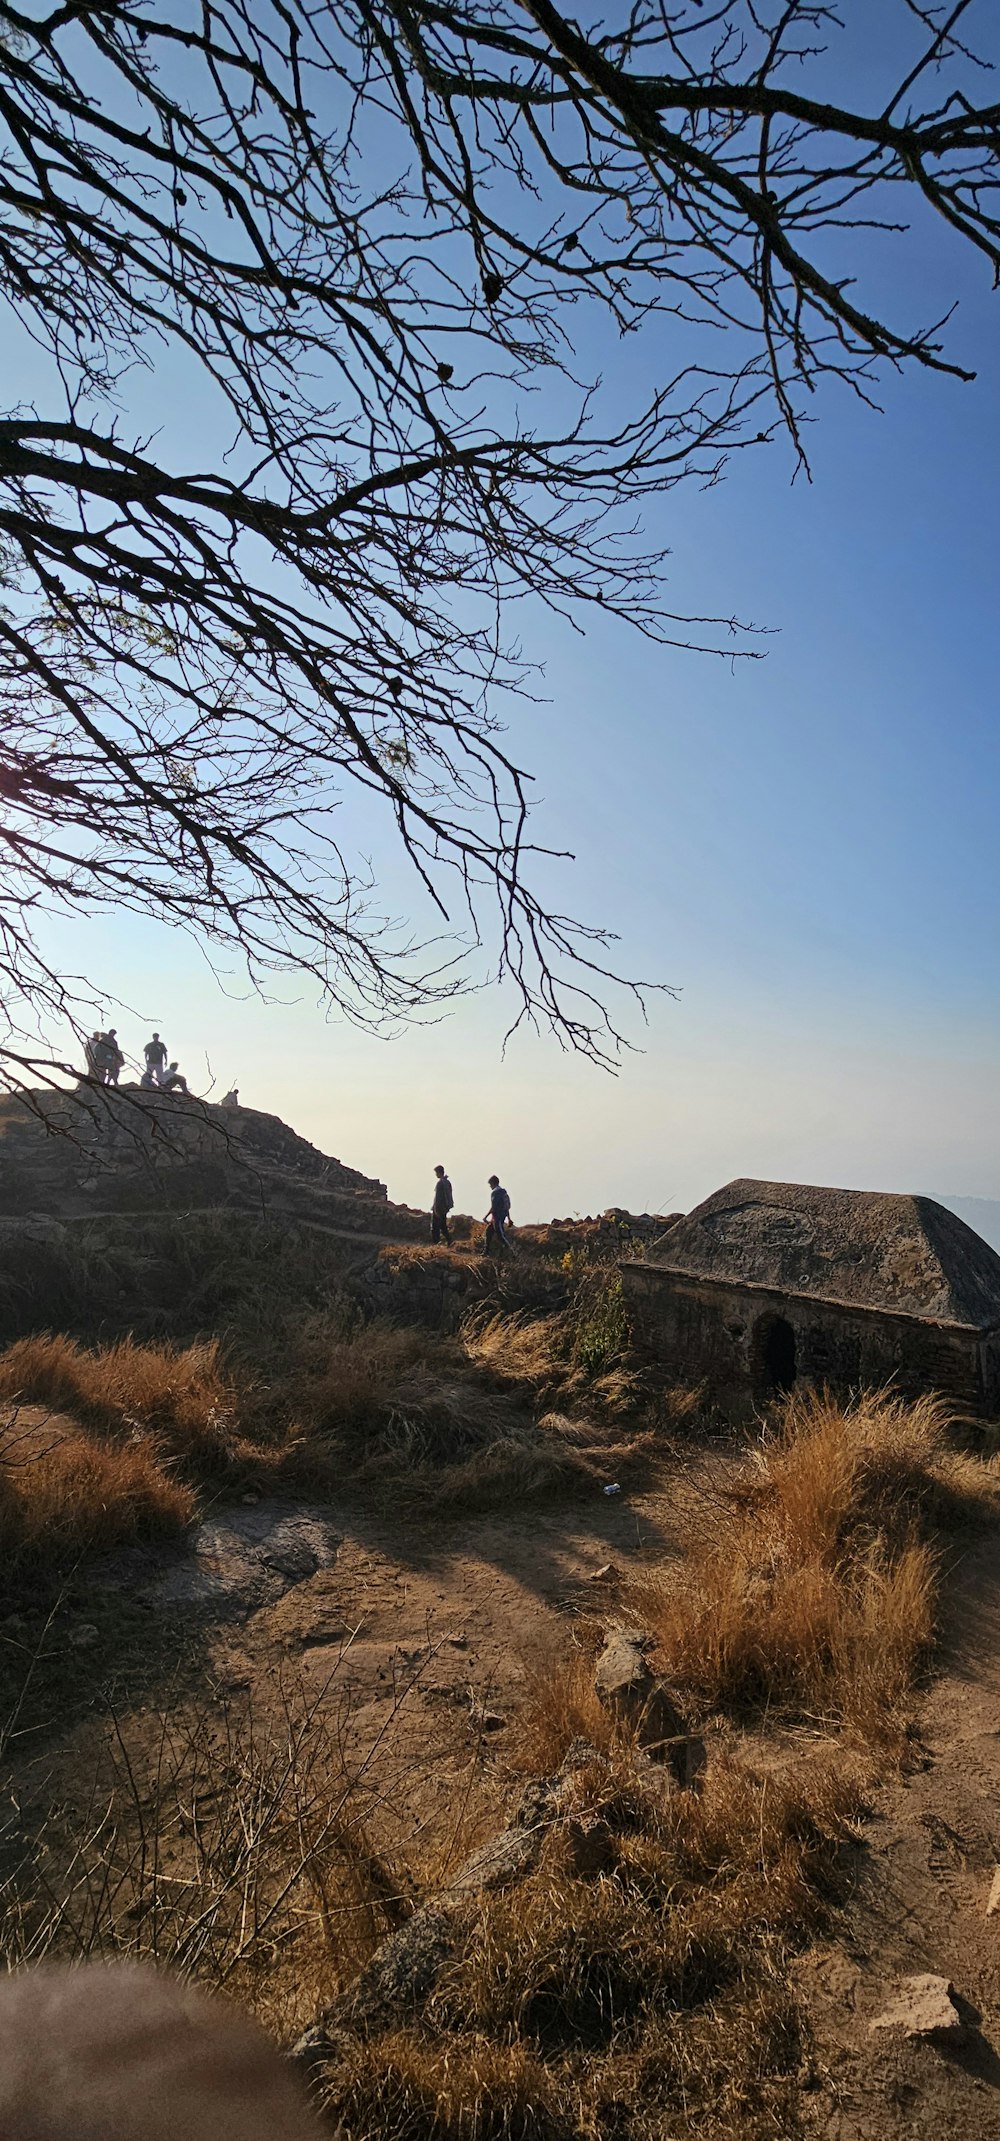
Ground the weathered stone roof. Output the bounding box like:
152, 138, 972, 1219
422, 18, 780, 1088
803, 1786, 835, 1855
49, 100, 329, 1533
645, 1178, 1000, 1328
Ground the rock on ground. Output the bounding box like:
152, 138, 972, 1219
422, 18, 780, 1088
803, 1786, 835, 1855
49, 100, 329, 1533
145, 1501, 341, 1616
593, 1631, 690, 1777
870, 1974, 966, 2041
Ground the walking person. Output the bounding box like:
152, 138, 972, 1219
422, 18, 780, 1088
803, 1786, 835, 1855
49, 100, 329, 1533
431, 1163, 454, 1246
483, 1174, 515, 1255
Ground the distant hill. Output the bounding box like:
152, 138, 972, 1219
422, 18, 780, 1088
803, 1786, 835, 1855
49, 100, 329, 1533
929, 1196, 1000, 1257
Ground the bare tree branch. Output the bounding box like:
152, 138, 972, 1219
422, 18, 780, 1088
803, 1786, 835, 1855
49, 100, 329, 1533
0, 0, 996, 1075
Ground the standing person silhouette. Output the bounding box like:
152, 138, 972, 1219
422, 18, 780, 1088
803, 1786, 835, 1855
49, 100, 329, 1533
431, 1163, 454, 1245
103, 1029, 124, 1084
144, 1031, 169, 1085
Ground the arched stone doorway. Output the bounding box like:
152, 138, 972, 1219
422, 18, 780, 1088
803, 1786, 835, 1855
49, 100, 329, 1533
751, 1312, 797, 1400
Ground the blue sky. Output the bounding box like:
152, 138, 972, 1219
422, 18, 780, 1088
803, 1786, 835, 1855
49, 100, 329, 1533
25, 9, 1000, 1220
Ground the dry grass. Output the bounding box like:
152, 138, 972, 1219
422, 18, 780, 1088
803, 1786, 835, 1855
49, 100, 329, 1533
0, 1406, 194, 1577
2, 1363, 986, 2141
0, 1332, 243, 1474
308, 1735, 859, 2141
0, 1305, 658, 1585
464, 1313, 569, 1397
0, 1331, 238, 1586
516, 1651, 613, 1774
0, 1332, 280, 1586
463, 1308, 644, 1423
321, 2034, 574, 2141
263, 1311, 656, 1511
400, 1745, 858, 2141
629, 1386, 995, 1738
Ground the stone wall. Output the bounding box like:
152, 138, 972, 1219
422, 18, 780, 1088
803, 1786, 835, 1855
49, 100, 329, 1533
621, 1262, 989, 1415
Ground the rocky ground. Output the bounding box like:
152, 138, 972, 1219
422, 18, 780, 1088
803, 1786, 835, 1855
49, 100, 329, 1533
5, 1448, 1000, 2138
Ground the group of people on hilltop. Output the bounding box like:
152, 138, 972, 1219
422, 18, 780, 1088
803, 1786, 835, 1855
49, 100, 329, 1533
84, 1028, 191, 1095
431, 1165, 514, 1255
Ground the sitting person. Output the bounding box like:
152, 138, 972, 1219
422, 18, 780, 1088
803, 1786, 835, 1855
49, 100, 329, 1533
139, 1065, 158, 1090
220, 1086, 239, 1107
159, 1061, 189, 1095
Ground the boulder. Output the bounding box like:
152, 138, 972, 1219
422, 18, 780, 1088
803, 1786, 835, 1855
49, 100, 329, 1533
294, 1813, 545, 2060
559, 1737, 604, 1774
593, 1632, 654, 1716
870, 1973, 965, 2041
339, 1903, 465, 2032
593, 1632, 687, 1773
446, 1826, 538, 1896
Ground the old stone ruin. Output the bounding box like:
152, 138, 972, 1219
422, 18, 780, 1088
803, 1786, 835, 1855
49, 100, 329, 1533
622, 1176, 1000, 1417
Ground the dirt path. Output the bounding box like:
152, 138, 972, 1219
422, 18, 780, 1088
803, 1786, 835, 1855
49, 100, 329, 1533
7, 1471, 680, 1909
798, 1524, 1000, 2137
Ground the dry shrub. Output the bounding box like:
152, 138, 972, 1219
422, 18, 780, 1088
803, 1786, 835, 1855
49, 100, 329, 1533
516, 1651, 612, 1774
463, 1310, 644, 1423
585, 1983, 801, 2141
631, 1386, 992, 1735
276, 1313, 653, 1511
358, 1783, 819, 2141
464, 1313, 569, 1397
0, 1332, 244, 1476
322, 2033, 574, 2141
432, 1748, 858, 2055
0, 1406, 193, 1576
0, 1671, 422, 2042
0, 1311, 652, 1549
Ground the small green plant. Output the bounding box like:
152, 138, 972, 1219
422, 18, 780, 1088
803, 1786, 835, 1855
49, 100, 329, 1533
572, 1272, 630, 1380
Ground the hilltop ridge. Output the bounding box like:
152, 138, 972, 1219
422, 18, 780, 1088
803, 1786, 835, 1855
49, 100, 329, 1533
0, 1085, 427, 1238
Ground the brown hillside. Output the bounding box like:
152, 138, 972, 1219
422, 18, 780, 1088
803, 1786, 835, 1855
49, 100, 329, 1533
0, 1086, 426, 1237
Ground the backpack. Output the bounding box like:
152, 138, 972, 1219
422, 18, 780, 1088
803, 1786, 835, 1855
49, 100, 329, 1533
442, 1176, 454, 1212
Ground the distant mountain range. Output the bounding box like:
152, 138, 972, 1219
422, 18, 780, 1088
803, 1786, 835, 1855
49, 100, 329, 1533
929, 1196, 1000, 1256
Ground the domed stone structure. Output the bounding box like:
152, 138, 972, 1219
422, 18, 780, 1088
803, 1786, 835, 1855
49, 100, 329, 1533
621, 1178, 1000, 1414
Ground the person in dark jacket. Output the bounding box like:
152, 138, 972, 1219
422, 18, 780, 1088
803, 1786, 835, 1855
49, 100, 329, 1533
144, 1032, 169, 1084
483, 1175, 515, 1254
431, 1163, 454, 1245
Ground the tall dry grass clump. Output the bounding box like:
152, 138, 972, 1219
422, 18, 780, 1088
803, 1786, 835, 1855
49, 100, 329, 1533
0, 1407, 194, 1579
270, 1310, 655, 1510
0, 1332, 240, 1473
631, 1387, 994, 1738
307, 1736, 858, 2141
0, 1332, 276, 1585
463, 1302, 643, 1422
